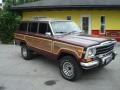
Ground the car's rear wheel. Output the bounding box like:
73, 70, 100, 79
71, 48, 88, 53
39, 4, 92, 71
59, 56, 82, 81
21, 45, 33, 60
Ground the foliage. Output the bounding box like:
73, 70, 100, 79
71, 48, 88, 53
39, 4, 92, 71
3, 0, 41, 5
3, 0, 14, 11
0, 0, 21, 44
0, 0, 40, 44
0, 11, 20, 44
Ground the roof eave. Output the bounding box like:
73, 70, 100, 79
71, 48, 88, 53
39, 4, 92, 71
11, 5, 120, 11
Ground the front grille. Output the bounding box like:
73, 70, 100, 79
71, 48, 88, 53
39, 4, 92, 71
96, 44, 114, 55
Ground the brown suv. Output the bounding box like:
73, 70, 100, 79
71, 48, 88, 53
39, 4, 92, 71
15, 18, 117, 81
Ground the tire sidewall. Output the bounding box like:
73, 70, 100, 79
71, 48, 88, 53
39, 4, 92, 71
60, 59, 75, 80
21, 45, 32, 60
59, 56, 82, 81
21, 45, 28, 59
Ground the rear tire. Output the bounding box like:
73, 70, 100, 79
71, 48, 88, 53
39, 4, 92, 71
59, 56, 82, 81
21, 45, 33, 60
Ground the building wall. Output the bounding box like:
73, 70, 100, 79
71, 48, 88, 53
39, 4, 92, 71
22, 9, 120, 41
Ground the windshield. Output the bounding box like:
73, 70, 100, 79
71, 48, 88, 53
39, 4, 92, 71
50, 21, 82, 35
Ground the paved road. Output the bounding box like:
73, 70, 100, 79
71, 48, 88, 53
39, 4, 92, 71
0, 44, 120, 90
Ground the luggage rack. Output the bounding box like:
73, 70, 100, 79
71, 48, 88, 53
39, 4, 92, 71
32, 16, 47, 20
23, 16, 70, 22
32, 16, 67, 21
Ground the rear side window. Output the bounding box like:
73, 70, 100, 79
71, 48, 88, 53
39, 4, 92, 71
19, 22, 28, 32
28, 22, 38, 33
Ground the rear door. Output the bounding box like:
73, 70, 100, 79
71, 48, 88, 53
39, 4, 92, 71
25, 22, 53, 53
25, 21, 39, 48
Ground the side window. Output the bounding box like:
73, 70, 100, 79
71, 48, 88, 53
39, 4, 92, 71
19, 22, 28, 32
28, 22, 38, 33
38, 23, 51, 35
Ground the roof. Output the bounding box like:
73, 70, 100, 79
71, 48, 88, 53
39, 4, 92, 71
12, 0, 120, 10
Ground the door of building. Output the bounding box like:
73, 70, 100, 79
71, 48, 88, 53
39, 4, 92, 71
81, 16, 91, 35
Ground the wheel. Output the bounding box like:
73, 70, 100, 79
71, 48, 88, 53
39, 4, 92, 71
21, 45, 33, 60
59, 56, 82, 81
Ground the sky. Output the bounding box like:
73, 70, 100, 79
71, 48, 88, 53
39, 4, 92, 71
0, 0, 2, 3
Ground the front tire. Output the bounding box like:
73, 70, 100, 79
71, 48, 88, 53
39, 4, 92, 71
21, 45, 33, 60
59, 56, 82, 81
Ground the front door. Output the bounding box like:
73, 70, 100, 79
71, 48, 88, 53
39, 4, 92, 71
81, 16, 91, 35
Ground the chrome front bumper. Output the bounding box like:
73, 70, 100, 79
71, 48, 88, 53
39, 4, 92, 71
80, 52, 117, 69
80, 60, 99, 69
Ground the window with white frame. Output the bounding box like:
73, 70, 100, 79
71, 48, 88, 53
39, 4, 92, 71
66, 16, 71, 20
100, 16, 106, 33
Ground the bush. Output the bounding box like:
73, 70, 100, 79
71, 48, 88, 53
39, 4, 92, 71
0, 11, 20, 44
0, 0, 21, 44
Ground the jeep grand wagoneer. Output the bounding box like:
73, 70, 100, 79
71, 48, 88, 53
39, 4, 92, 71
15, 18, 116, 81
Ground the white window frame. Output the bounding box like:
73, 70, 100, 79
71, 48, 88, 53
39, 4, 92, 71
80, 15, 91, 35
66, 16, 72, 20
100, 16, 106, 34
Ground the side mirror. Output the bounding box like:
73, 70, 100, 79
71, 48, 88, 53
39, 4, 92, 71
81, 30, 85, 33
45, 32, 51, 36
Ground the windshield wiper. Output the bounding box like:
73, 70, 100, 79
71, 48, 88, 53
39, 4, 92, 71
67, 31, 79, 35
55, 31, 80, 35
55, 32, 67, 33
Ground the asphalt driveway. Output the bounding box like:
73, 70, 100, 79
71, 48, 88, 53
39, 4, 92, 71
0, 44, 120, 90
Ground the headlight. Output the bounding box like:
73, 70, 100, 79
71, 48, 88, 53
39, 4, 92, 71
113, 43, 117, 52
85, 48, 96, 58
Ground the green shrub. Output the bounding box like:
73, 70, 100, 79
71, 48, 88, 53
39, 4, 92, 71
0, 11, 20, 44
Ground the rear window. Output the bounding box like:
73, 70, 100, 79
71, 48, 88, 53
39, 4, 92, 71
28, 22, 38, 33
19, 22, 28, 32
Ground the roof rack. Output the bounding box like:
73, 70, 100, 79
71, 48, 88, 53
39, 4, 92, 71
32, 16, 47, 20
22, 17, 70, 22
32, 17, 63, 20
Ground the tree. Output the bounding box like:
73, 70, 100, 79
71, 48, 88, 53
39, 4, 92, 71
3, 0, 40, 5
0, 0, 20, 44
0, 0, 40, 43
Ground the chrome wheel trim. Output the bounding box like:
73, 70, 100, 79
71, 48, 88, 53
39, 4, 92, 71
22, 47, 27, 57
62, 62, 74, 77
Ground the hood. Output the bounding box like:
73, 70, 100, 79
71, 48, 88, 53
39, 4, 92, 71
54, 34, 110, 47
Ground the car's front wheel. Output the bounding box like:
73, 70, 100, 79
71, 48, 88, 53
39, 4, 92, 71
59, 56, 82, 81
21, 45, 33, 60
